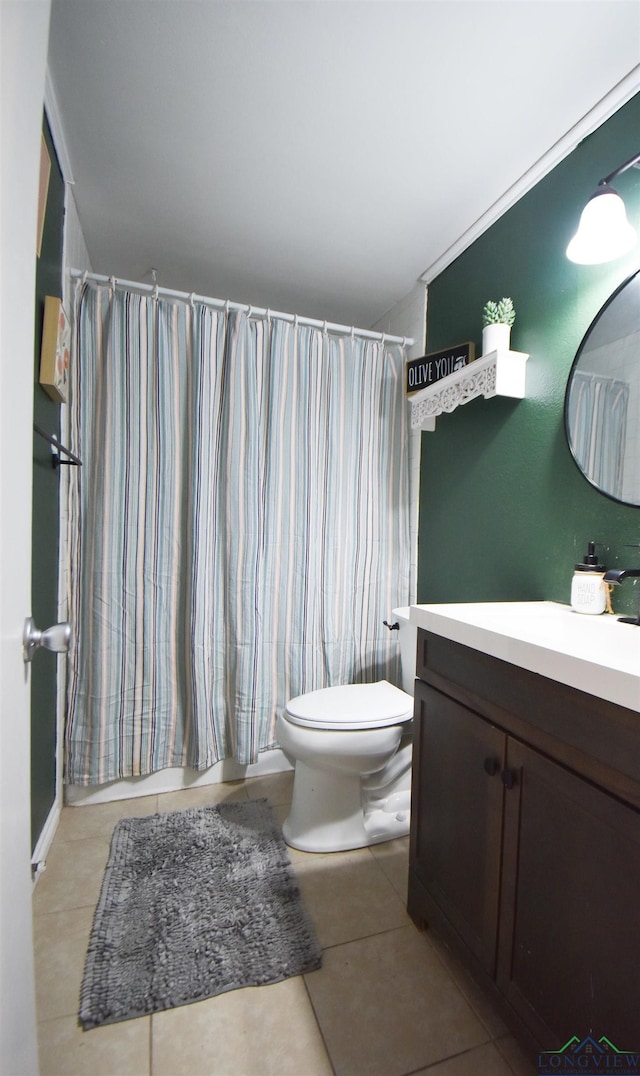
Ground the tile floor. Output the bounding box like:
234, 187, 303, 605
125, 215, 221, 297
33, 772, 538, 1076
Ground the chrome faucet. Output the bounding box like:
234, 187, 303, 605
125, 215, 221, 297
603, 567, 640, 625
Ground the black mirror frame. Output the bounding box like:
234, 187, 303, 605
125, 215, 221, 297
564, 267, 640, 509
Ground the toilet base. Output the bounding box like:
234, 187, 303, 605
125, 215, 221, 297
282, 761, 411, 853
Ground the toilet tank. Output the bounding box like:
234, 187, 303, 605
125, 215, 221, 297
392, 607, 417, 695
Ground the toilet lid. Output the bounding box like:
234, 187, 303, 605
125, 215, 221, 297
285, 680, 414, 730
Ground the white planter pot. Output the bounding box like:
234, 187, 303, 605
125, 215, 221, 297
482, 323, 511, 355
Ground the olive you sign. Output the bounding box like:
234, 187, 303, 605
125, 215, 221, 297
406, 342, 476, 395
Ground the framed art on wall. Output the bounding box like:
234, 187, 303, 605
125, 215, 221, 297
39, 295, 70, 403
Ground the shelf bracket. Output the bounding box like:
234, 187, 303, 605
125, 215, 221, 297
408, 349, 529, 431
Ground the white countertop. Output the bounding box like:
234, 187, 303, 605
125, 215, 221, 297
410, 601, 640, 713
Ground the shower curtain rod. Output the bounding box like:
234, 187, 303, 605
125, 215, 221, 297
69, 270, 414, 347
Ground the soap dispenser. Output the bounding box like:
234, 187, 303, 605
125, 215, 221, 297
571, 541, 607, 615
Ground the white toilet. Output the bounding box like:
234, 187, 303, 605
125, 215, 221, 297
276, 607, 417, 852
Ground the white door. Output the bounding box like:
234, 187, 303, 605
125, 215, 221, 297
0, 2, 52, 1072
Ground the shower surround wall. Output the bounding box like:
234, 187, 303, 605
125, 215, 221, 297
372, 283, 427, 602
418, 93, 640, 613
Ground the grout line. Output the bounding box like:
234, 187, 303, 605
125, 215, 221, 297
494, 1034, 538, 1076
318, 920, 417, 954
301, 974, 338, 1076
423, 932, 508, 1046
401, 1039, 498, 1075
33, 898, 103, 920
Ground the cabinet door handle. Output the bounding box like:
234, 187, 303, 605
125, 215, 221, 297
484, 757, 499, 776
501, 768, 517, 790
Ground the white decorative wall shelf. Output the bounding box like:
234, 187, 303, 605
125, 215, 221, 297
409, 349, 529, 431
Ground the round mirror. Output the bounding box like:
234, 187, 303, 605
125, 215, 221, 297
564, 268, 640, 507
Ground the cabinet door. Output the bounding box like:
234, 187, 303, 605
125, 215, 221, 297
410, 682, 505, 974
498, 739, 640, 1047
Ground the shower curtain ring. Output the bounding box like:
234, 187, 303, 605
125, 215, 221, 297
189, 292, 196, 308
247, 305, 253, 319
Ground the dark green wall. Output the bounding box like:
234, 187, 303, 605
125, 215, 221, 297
32, 114, 64, 851
418, 94, 640, 619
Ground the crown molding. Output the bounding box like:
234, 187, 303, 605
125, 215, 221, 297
420, 66, 640, 286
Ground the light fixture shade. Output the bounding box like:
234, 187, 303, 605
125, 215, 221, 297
566, 186, 638, 265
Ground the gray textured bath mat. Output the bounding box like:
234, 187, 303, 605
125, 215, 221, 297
79, 799, 321, 1029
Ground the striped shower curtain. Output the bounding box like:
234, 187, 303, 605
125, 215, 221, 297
566, 370, 629, 500
65, 283, 410, 785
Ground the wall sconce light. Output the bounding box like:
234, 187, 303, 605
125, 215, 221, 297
566, 150, 640, 265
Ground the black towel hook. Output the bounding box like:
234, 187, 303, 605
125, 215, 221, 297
33, 424, 82, 469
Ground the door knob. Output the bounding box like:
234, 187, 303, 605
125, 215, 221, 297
23, 616, 71, 664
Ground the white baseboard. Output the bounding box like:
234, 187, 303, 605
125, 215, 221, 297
31, 797, 62, 884
65, 749, 293, 807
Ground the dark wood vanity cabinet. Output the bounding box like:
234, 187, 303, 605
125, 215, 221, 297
408, 630, 640, 1053
410, 681, 505, 976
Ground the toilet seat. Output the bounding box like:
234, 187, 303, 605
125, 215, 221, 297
285, 680, 414, 730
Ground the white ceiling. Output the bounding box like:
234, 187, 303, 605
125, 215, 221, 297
47, 1, 640, 329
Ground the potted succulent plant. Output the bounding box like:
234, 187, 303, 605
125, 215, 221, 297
482, 297, 515, 355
